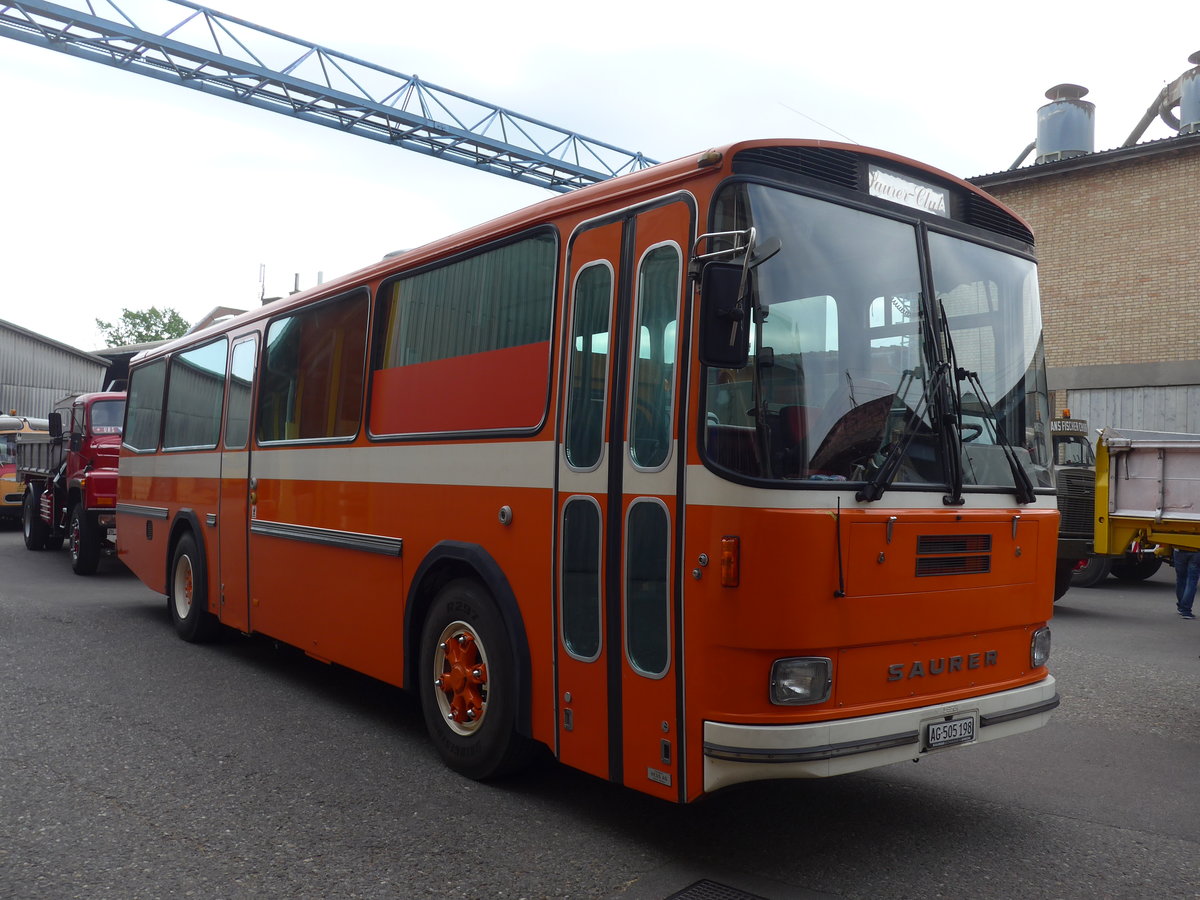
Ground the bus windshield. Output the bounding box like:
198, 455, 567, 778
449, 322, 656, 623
702, 182, 1052, 492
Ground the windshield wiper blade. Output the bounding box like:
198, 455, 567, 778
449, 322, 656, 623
936, 298, 1035, 505
856, 364, 944, 503
956, 366, 1037, 505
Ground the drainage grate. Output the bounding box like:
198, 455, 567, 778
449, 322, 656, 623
664, 879, 771, 900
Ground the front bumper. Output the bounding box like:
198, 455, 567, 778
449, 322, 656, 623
703, 676, 1058, 793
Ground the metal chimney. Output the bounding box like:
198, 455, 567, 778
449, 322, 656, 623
1036, 84, 1095, 164
1180, 51, 1200, 135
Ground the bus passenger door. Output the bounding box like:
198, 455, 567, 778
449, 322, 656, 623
556, 196, 692, 802
217, 336, 257, 632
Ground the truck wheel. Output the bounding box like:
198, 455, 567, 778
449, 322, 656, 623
69, 504, 101, 575
1052, 559, 1075, 601
1110, 557, 1163, 582
418, 579, 532, 780
169, 533, 221, 642
1070, 556, 1112, 588
22, 491, 50, 551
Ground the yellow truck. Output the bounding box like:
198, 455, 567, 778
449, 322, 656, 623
1093, 428, 1200, 562
1054, 422, 1172, 593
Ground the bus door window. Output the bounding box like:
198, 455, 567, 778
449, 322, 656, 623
624, 242, 681, 677
564, 262, 614, 469
629, 246, 680, 471
561, 260, 613, 664
561, 496, 602, 661
624, 498, 670, 677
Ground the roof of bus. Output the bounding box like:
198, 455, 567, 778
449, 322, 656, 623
130, 138, 1029, 364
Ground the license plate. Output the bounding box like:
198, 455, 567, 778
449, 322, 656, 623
926, 715, 976, 749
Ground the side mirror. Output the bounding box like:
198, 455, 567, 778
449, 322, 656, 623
48, 412, 63, 438
698, 261, 751, 369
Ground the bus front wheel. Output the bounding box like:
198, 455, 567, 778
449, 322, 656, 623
169, 533, 221, 643
418, 579, 531, 780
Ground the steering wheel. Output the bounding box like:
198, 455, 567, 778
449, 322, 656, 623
961, 423, 983, 442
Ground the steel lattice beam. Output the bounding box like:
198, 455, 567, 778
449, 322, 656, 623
0, 0, 657, 191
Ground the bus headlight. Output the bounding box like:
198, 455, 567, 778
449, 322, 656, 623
1031, 627, 1052, 669
770, 657, 832, 705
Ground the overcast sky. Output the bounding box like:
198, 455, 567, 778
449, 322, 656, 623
2, 0, 1197, 352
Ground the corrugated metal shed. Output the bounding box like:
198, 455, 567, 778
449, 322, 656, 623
0, 319, 109, 416
1067, 386, 1200, 436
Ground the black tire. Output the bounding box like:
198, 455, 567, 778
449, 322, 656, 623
1110, 557, 1163, 582
69, 503, 101, 575
168, 532, 221, 643
1053, 559, 1075, 601
418, 579, 532, 780
22, 490, 50, 551
1070, 556, 1112, 588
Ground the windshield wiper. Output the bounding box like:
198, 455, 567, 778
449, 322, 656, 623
939, 300, 1035, 506
955, 366, 1036, 505
856, 363, 944, 503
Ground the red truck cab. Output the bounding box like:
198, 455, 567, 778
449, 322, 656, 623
18, 392, 126, 574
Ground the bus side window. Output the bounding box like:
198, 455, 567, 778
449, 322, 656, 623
258, 290, 368, 443
125, 359, 168, 451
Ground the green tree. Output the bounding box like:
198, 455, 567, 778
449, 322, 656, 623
96, 306, 190, 346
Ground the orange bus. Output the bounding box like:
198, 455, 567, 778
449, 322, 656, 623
117, 139, 1058, 802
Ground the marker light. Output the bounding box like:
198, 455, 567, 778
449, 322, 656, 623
720, 536, 740, 587
770, 657, 832, 705
1031, 627, 1052, 669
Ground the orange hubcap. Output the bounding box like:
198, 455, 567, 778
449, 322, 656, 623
435, 628, 488, 732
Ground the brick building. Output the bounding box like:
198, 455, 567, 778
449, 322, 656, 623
971, 71, 1200, 434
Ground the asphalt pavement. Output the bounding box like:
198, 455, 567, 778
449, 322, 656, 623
2, 523, 1198, 899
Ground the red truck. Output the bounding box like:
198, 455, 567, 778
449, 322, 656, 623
17, 392, 126, 575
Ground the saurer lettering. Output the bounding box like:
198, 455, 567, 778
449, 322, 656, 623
887, 650, 998, 681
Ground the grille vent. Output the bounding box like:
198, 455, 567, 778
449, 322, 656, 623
732, 146, 861, 191
917, 534, 992, 554
1055, 467, 1095, 538
915, 533, 992, 577
917, 555, 991, 576
963, 193, 1034, 244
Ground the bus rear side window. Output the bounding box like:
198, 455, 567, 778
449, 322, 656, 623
164, 339, 228, 450
125, 359, 167, 451
258, 290, 369, 443
371, 231, 556, 435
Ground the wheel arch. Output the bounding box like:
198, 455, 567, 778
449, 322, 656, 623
165, 509, 208, 603
404, 540, 533, 738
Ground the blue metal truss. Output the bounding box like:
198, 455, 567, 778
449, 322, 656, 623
0, 0, 657, 191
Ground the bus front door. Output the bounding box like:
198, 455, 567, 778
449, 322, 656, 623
556, 196, 693, 802
216, 335, 257, 632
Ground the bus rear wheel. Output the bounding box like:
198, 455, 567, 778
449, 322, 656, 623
22, 491, 50, 551
69, 503, 100, 575
169, 533, 221, 642
418, 579, 531, 780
